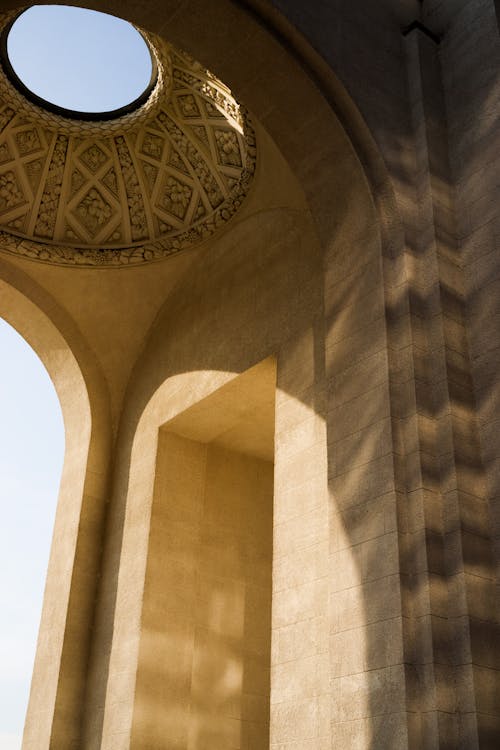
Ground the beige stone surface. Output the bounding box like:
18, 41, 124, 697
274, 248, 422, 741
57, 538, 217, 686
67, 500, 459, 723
128, 360, 275, 748
0, 0, 495, 748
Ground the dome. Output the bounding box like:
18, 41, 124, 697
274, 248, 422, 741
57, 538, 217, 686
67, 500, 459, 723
0, 9, 256, 266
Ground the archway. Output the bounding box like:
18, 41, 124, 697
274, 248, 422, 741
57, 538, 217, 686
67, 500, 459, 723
0, 267, 112, 749
0, 2, 410, 749
0, 317, 64, 750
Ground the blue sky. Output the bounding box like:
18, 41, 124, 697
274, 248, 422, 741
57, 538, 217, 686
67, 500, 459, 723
0, 319, 64, 750
1, 5, 151, 747
7, 5, 152, 112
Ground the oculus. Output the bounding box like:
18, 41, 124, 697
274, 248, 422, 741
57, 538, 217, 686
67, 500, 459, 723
3, 5, 155, 119
0, 8, 256, 266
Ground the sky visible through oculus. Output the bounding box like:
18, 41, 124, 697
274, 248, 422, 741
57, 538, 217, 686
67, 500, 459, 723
7, 5, 153, 113
0, 6, 154, 748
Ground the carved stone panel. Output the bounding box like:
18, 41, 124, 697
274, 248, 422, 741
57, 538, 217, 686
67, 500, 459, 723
0, 11, 256, 266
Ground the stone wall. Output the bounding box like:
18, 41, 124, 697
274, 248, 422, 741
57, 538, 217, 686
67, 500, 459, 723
0, 1, 496, 748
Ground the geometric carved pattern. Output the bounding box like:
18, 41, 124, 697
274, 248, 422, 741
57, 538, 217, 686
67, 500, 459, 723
73, 188, 114, 237
215, 129, 243, 167
158, 174, 192, 220
79, 143, 108, 174
0, 168, 24, 212
0, 11, 257, 266
34, 134, 68, 239
15, 127, 41, 156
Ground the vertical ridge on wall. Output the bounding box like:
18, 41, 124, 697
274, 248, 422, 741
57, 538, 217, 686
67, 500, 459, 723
385, 20, 500, 747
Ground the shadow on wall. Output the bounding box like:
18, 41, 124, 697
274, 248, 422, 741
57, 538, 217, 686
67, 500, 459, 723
366, 7, 500, 746
5, 0, 495, 745
84, 96, 466, 749
84, 201, 347, 748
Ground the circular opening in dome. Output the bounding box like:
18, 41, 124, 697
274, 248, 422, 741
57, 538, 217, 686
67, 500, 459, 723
2, 5, 155, 120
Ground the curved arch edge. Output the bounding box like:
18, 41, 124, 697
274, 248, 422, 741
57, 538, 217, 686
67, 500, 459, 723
0, 260, 112, 748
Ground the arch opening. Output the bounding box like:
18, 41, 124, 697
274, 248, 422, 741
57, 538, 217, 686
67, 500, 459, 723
0, 2, 402, 748
0, 272, 111, 749
0, 317, 64, 750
